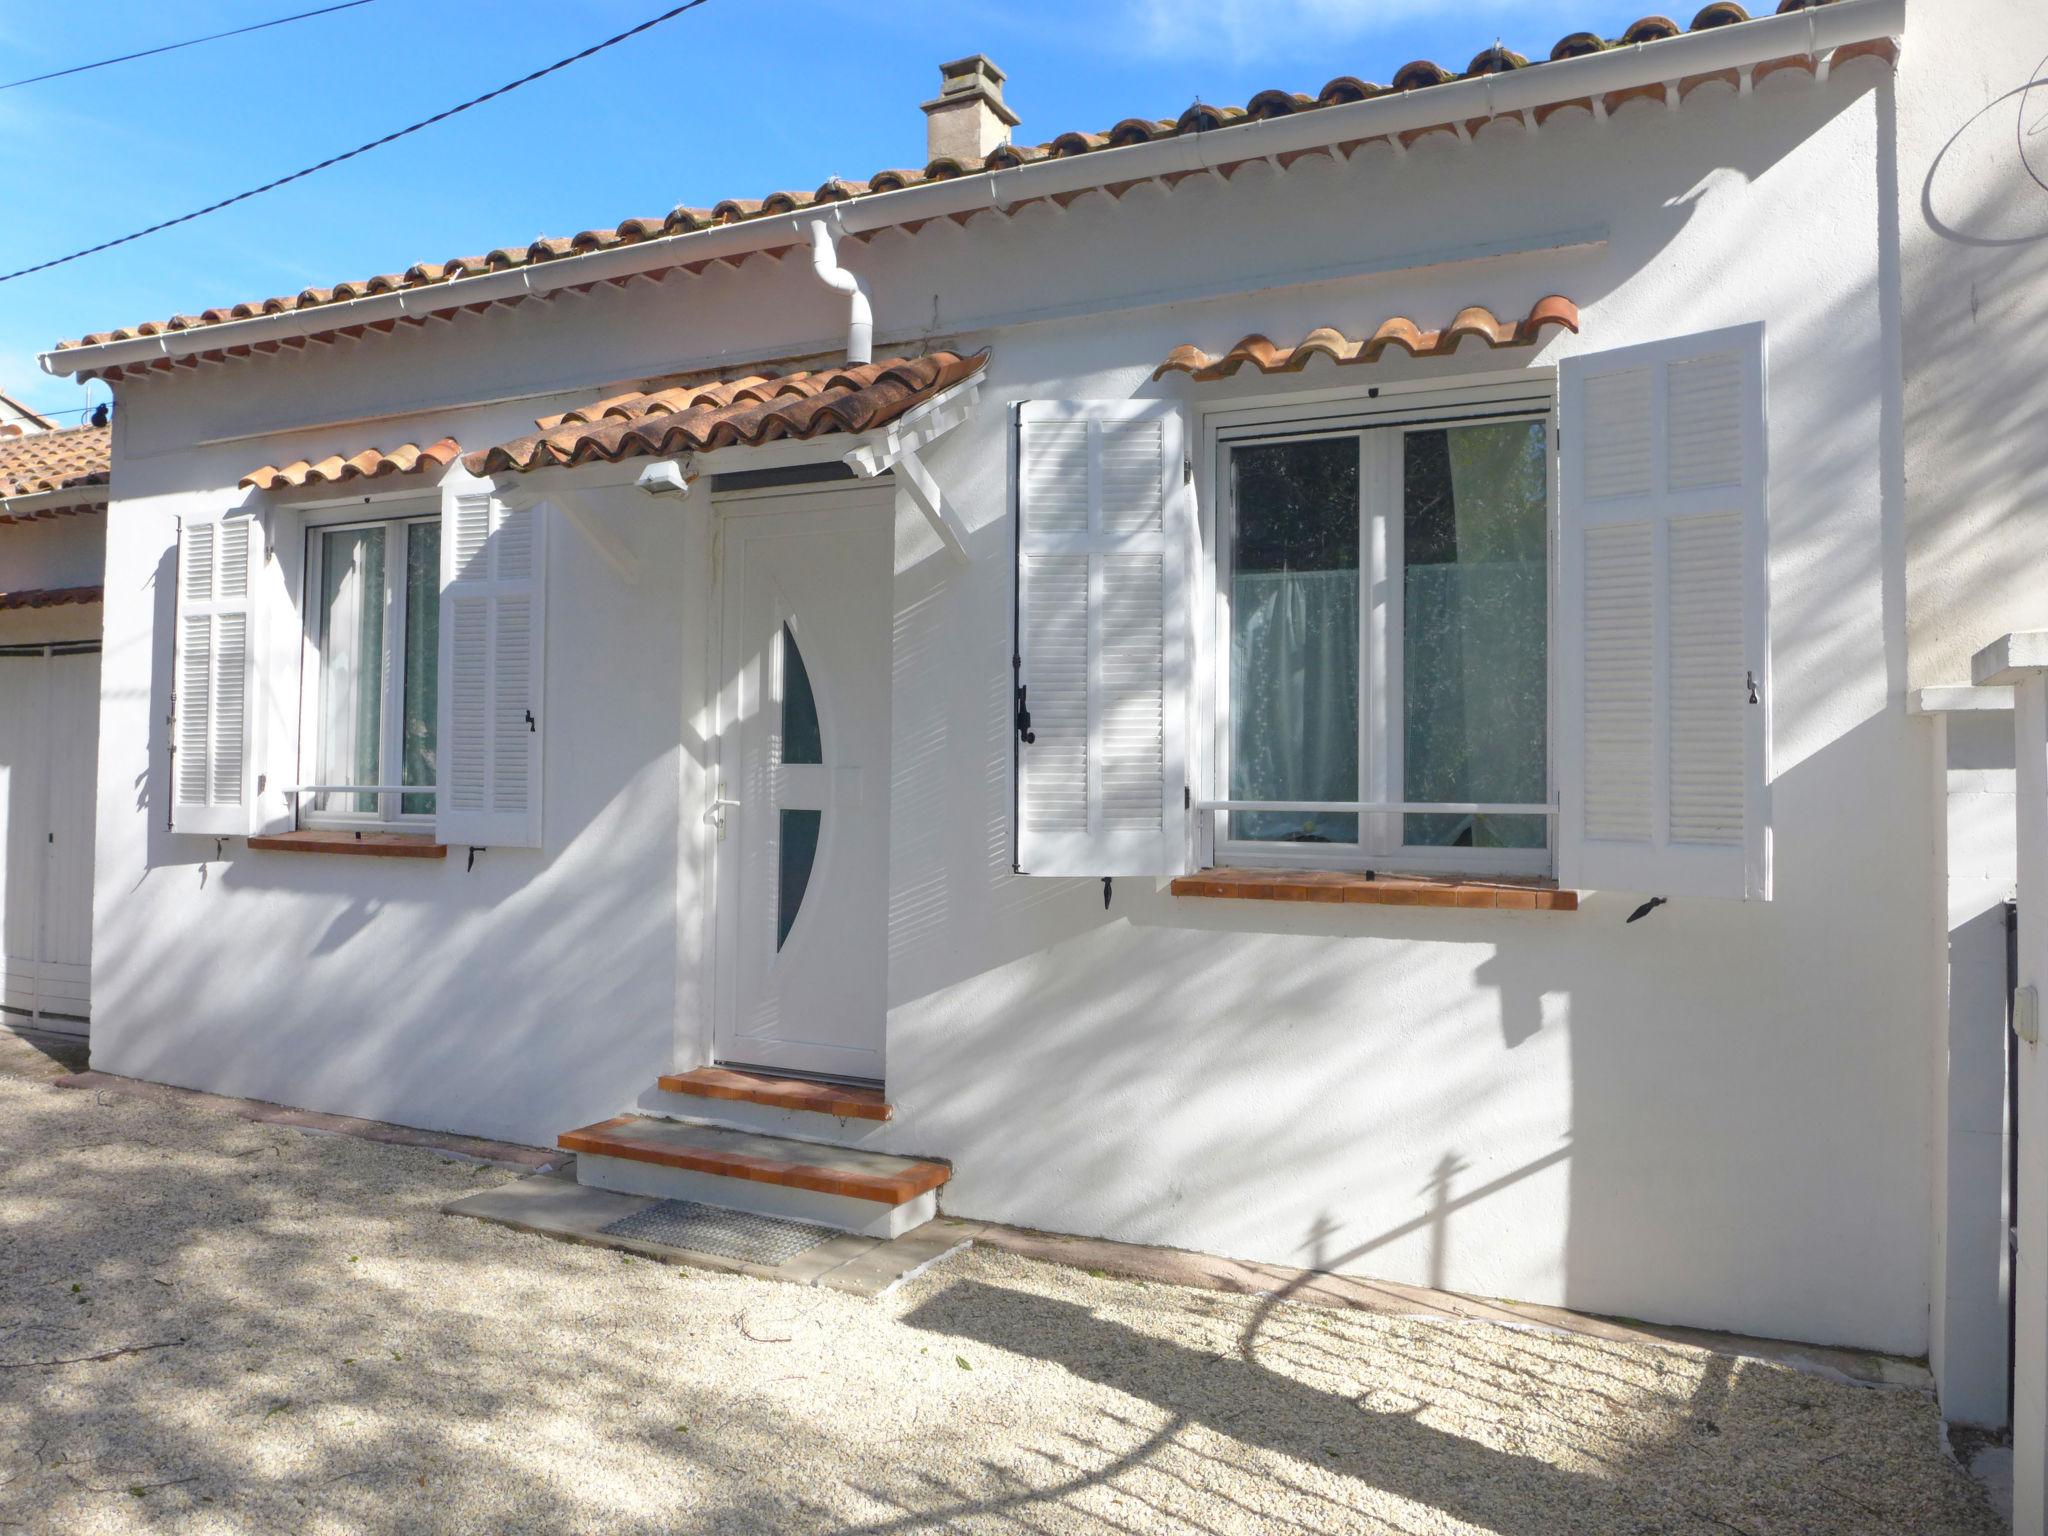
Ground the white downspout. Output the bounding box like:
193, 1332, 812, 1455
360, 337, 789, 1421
809, 216, 873, 366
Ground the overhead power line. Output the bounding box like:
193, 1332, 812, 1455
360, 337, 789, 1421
0, 0, 715, 286
0, 2, 376, 92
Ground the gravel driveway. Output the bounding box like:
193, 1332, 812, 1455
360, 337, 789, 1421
0, 1035, 2006, 1535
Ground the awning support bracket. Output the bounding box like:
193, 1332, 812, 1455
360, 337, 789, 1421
842, 374, 982, 566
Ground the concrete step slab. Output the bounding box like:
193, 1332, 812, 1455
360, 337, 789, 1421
445, 1173, 979, 1296
558, 1115, 950, 1240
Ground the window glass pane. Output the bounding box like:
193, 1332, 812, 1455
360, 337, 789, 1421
1230, 438, 1360, 844
777, 809, 822, 949
401, 522, 439, 816
314, 527, 386, 816
1402, 422, 1548, 849
781, 622, 822, 765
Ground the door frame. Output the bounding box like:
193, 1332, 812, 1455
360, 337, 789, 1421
695, 477, 897, 1083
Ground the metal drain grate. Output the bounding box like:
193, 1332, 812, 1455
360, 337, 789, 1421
598, 1200, 841, 1265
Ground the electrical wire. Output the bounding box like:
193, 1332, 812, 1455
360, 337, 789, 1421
1, 2, 376, 92
0, 0, 715, 286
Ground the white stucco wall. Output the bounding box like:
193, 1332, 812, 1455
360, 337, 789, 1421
1899, 0, 2048, 689
82, 59, 1946, 1352
0, 512, 103, 648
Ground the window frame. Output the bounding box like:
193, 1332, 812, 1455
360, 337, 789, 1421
1199, 376, 1560, 877
295, 497, 441, 833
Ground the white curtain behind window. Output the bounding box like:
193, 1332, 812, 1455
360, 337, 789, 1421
1403, 424, 1547, 849
1231, 569, 1358, 843
316, 528, 384, 815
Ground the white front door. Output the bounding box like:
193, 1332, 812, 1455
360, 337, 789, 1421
712, 494, 892, 1083
0, 648, 99, 1032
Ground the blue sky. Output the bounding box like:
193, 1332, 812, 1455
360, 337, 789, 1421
0, 0, 1670, 422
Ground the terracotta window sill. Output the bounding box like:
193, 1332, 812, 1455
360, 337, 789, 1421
247, 830, 447, 860
1170, 868, 1577, 911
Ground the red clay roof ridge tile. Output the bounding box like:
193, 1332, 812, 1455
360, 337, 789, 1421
0, 584, 103, 610
1152, 297, 1580, 381
240, 437, 462, 491
469, 350, 988, 477
56, 4, 1874, 361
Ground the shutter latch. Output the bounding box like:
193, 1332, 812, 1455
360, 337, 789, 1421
1746, 670, 1760, 705
1014, 684, 1035, 745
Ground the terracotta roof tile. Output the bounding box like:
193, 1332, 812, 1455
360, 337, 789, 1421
240, 437, 462, 491
1153, 297, 1580, 381
471, 351, 988, 476
0, 585, 102, 610
0, 422, 111, 499
58, 4, 1878, 361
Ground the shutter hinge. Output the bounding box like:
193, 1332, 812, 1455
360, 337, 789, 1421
1183, 455, 1193, 484
1184, 784, 1192, 810
1746, 670, 1760, 705
525, 709, 537, 732
1014, 684, 1035, 745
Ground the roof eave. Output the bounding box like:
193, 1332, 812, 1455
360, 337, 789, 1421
39, 0, 1904, 381
0, 483, 110, 518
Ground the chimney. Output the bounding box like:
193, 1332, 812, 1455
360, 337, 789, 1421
921, 55, 1019, 165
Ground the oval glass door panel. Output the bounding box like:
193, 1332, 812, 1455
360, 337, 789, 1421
777, 623, 822, 950
782, 621, 822, 765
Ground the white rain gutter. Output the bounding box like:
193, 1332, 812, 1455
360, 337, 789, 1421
808, 215, 873, 366
0, 483, 109, 520
39, 0, 1903, 381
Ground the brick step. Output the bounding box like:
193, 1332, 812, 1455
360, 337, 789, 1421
656, 1066, 892, 1122
558, 1116, 947, 1239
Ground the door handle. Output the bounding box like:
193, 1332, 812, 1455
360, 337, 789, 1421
706, 785, 741, 839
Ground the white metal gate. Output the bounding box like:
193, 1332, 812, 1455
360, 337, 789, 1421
0, 645, 98, 1033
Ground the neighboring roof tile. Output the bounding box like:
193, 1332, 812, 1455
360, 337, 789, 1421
1153, 297, 1580, 381
0, 585, 102, 610
470, 351, 988, 475
0, 421, 111, 498
59, 3, 1868, 358
240, 437, 462, 491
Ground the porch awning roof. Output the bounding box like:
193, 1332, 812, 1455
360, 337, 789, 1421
0, 585, 102, 610
1154, 296, 1579, 382
467, 351, 989, 477
240, 437, 462, 491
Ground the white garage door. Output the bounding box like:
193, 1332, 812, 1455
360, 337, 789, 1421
1, 646, 99, 1033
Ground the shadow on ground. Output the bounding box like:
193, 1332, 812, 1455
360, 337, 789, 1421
0, 1035, 2005, 1536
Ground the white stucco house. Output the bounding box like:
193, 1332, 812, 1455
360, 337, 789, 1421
32, 0, 2048, 1508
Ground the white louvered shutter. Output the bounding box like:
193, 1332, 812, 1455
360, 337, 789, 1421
170, 514, 256, 835
1558, 323, 1770, 900
1014, 400, 1192, 877
436, 488, 546, 848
